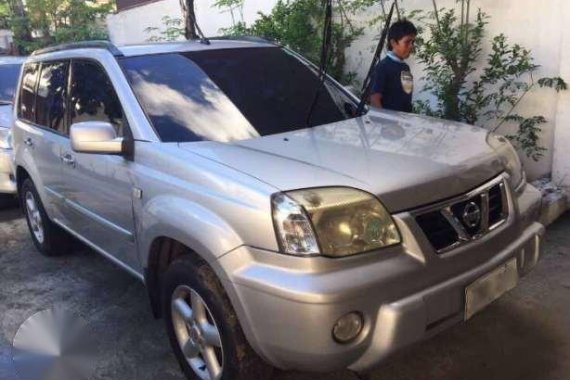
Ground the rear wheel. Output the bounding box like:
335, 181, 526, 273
162, 256, 273, 380
20, 178, 74, 256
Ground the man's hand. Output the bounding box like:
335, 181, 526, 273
370, 93, 383, 108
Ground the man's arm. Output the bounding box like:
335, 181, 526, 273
369, 62, 385, 108
370, 92, 383, 108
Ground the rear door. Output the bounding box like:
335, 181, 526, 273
16, 61, 69, 220
59, 59, 138, 271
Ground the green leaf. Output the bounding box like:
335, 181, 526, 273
538, 77, 568, 92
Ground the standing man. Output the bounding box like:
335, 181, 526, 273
370, 20, 417, 112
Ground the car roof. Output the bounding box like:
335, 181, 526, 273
118, 39, 276, 57
29, 38, 277, 60
0, 56, 27, 65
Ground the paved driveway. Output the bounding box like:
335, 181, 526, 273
1, 204, 569, 380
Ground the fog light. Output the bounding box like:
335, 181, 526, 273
332, 312, 363, 343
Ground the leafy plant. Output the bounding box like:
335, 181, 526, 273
144, 16, 185, 42
0, 2, 10, 29
0, 0, 114, 54
213, 0, 244, 27
413, 0, 567, 161
216, 0, 374, 84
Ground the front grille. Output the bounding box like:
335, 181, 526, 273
414, 176, 509, 254
488, 184, 505, 225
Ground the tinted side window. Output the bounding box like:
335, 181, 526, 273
70, 61, 124, 137
0, 63, 22, 102
36, 61, 68, 134
18, 63, 40, 122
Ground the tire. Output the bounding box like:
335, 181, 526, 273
20, 178, 74, 256
162, 256, 273, 380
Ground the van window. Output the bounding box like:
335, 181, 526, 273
69, 60, 124, 137
36, 61, 69, 134
18, 63, 40, 122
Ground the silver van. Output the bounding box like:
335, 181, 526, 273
13, 40, 544, 380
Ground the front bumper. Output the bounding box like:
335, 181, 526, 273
0, 148, 16, 194
216, 182, 544, 372
348, 220, 543, 372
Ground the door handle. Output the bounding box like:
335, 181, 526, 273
24, 137, 33, 147
61, 153, 76, 167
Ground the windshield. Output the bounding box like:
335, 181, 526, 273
120, 47, 357, 142
0, 63, 22, 103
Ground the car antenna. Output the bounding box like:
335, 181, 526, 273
355, 0, 396, 116
188, 8, 210, 45
305, 0, 334, 128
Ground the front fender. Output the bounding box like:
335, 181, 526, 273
138, 195, 244, 270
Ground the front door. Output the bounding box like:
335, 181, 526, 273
59, 59, 139, 272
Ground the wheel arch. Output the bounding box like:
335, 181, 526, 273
139, 196, 245, 318
15, 165, 31, 192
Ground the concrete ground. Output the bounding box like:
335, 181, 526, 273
1, 203, 569, 380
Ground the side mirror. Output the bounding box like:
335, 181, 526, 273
70, 121, 123, 155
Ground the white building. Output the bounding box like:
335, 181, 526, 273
0, 29, 13, 52
106, 0, 570, 192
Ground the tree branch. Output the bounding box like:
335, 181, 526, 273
491, 72, 535, 133
432, 0, 441, 33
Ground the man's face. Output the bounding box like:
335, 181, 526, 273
391, 35, 416, 59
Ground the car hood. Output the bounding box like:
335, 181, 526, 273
0, 104, 13, 129
180, 110, 505, 212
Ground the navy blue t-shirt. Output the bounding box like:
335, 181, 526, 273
371, 56, 413, 112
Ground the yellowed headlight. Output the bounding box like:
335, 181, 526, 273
285, 187, 401, 257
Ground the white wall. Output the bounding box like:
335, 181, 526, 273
107, 0, 278, 45
107, 0, 570, 184
0, 29, 12, 51
552, 7, 570, 191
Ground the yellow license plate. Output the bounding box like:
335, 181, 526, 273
465, 258, 519, 320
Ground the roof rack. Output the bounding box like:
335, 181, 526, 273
208, 35, 278, 45
31, 40, 123, 57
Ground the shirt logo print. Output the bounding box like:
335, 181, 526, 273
401, 71, 414, 95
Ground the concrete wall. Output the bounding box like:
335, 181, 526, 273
552, 8, 570, 191
107, 0, 570, 184
107, 0, 278, 45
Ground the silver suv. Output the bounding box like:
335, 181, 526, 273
13, 40, 544, 379
0, 56, 25, 206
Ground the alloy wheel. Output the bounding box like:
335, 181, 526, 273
25, 191, 44, 244
171, 285, 224, 380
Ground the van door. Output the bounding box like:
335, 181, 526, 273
59, 59, 139, 272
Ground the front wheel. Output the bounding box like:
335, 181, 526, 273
162, 256, 273, 380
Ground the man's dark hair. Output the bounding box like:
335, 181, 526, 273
387, 19, 417, 50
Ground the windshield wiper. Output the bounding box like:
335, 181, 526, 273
356, 1, 396, 116
305, 0, 333, 128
